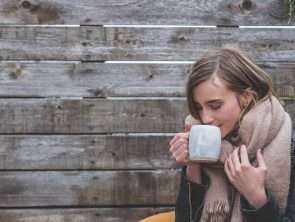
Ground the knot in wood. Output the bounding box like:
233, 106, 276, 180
21, 1, 31, 9
241, 0, 253, 10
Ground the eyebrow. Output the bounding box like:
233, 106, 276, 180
206, 99, 223, 104
195, 99, 223, 106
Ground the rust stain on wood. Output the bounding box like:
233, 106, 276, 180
168, 30, 194, 45
24, 1, 61, 24
87, 88, 109, 98
3, 0, 62, 24
9, 64, 23, 79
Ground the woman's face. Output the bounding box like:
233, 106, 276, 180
193, 75, 243, 138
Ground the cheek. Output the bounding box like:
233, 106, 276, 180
222, 104, 241, 121
218, 102, 241, 135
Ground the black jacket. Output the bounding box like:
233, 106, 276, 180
175, 129, 295, 222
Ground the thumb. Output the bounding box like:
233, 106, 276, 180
257, 149, 267, 170
184, 123, 192, 132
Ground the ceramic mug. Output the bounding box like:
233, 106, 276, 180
188, 125, 221, 162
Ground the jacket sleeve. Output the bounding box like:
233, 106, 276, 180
240, 128, 295, 222
240, 190, 281, 222
175, 166, 208, 222
241, 164, 295, 222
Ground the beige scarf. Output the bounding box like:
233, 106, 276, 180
185, 96, 292, 222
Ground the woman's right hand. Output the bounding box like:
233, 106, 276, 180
169, 131, 190, 164
169, 123, 202, 183
169, 123, 195, 164
169, 124, 202, 183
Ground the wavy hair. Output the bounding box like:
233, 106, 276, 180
186, 47, 275, 137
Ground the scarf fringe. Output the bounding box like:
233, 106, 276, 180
200, 200, 230, 222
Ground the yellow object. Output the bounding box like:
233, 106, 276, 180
139, 211, 175, 222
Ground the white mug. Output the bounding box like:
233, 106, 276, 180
188, 125, 221, 162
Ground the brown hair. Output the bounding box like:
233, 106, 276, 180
186, 47, 275, 122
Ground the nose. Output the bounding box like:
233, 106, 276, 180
200, 112, 215, 125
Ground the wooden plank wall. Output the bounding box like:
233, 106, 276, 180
0, 0, 294, 221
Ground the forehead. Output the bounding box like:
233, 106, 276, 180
193, 75, 234, 104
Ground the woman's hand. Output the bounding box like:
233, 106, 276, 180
169, 132, 190, 164
169, 123, 193, 164
224, 145, 268, 209
169, 123, 202, 183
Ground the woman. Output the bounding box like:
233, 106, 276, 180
169, 47, 295, 222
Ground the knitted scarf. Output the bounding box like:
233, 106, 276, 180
185, 96, 292, 222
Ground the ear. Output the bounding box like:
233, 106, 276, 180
239, 89, 253, 108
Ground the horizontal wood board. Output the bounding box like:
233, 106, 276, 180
0, 170, 180, 207
0, 27, 295, 61
0, 98, 292, 133
0, 0, 294, 25
0, 134, 175, 170
0, 62, 294, 97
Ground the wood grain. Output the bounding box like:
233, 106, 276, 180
0, 0, 293, 25
0, 98, 293, 134
0, 134, 175, 170
0, 27, 295, 61
0, 62, 294, 97
0, 98, 187, 133
0, 170, 180, 207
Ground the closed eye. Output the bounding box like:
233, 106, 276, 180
209, 103, 222, 110
208, 101, 223, 110
194, 100, 223, 111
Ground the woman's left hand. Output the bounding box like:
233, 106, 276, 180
224, 145, 268, 209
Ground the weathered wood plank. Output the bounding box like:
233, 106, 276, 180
0, 98, 188, 133
0, 26, 82, 60
0, 208, 174, 222
0, 170, 180, 207
283, 99, 295, 125
0, 98, 293, 134
0, 134, 175, 170
0, 0, 294, 25
259, 63, 295, 98
0, 27, 295, 61
0, 62, 294, 97
0, 62, 189, 97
